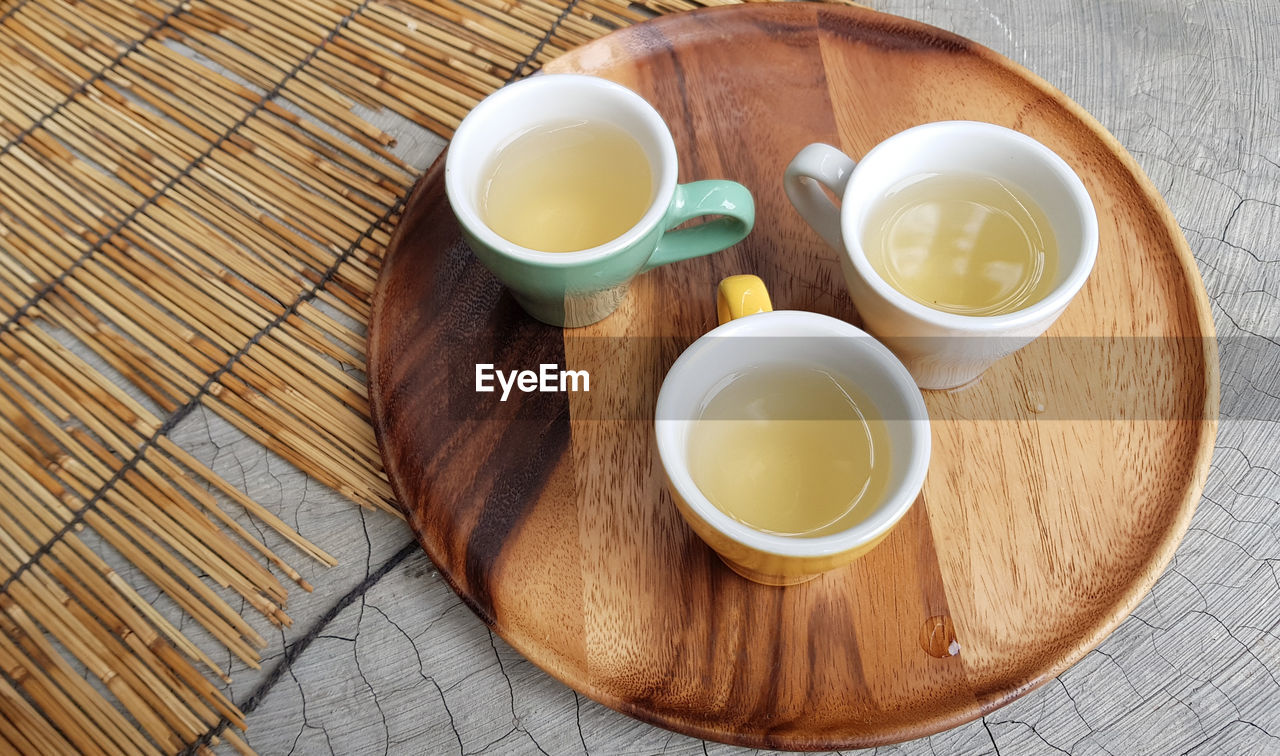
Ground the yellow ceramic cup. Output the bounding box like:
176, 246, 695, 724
655, 275, 931, 585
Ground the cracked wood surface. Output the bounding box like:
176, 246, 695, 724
154, 0, 1278, 753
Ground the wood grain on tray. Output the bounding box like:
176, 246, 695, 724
368, 4, 1216, 748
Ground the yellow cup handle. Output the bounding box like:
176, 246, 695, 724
716, 275, 774, 324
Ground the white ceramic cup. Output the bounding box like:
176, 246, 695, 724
785, 121, 1099, 389
654, 276, 931, 586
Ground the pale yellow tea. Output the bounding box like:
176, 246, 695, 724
863, 172, 1059, 316
687, 365, 891, 537
480, 120, 653, 253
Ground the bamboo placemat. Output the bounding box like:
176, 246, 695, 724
0, 0, 858, 752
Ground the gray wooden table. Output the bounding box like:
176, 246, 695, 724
181, 0, 1280, 752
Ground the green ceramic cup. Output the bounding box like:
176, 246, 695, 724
445, 74, 755, 327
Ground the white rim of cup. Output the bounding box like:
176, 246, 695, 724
444, 74, 678, 266
654, 311, 932, 558
841, 121, 1100, 332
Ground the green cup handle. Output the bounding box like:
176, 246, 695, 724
642, 180, 755, 272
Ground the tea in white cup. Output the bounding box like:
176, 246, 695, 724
785, 121, 1098, 389
862, 171, 1059, 317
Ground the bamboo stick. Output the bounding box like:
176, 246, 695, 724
0, 380, 267, 659
1, 333, 295, 619
0, 631, 117, 756
0, 673, 76, 754
157, 437, 338, 565
224, 728, 256, 756
2, 574, 194, 748
0, 452, 228, 688
1, 584, 157, 752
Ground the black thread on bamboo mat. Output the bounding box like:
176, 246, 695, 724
0, 0, 376, 338
0, 195, 403, 598
0, 1, 185, 158
510, 0, 585, 80
178, 541, 418, 755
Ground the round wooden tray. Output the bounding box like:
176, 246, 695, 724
368, 4, 1217, 749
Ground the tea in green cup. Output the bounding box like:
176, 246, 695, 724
446, 74, 756, 328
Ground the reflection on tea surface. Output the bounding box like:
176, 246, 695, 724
863, 172, 1058, 316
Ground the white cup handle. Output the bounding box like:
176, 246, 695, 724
784, 143, 856, 253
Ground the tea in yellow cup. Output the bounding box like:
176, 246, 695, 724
654, 276, 931, 585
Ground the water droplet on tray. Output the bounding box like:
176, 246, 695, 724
920, 615, 960, 658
